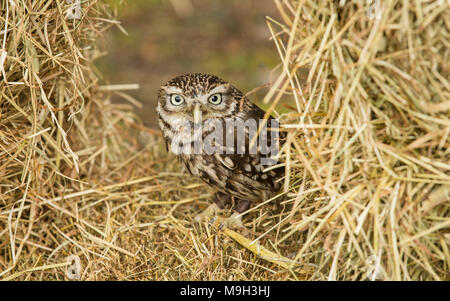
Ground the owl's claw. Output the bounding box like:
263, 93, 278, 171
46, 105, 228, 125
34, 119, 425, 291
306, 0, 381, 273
194, 203, 221, 223
211, 212, 244, 230
195, 204, 245, 230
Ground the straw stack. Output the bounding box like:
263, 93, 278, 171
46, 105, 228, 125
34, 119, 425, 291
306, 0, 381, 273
263, 0, 449, 280
0, 0, 145, 279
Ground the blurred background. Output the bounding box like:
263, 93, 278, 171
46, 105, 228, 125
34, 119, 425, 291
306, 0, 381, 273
96, 0, 281, 128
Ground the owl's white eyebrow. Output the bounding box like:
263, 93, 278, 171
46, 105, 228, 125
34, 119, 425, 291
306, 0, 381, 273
161, 86, 184, 94
208, 84, 230, 94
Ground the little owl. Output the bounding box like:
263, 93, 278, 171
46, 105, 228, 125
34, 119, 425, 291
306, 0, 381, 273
157, 73, 284, 228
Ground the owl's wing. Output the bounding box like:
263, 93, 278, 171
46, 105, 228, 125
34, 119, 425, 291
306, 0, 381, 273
248, 101, 287, 141
215, 101, 284, 191
185, 99, 285, 201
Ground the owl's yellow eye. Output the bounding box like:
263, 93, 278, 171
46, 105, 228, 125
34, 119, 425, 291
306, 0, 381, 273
208, 93, 222, 105
170, 94, 185, 106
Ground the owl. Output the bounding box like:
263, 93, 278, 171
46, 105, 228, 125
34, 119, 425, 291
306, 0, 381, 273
156, 73, 284, 228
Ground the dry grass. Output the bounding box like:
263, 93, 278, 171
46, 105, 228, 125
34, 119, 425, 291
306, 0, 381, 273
0, 0, 449, 281
263, 0, 450, 280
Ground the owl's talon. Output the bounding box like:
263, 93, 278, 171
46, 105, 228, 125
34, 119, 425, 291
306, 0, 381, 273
194, 203, 221, 223
194, 202, 245, 230
215, 212, 244, 229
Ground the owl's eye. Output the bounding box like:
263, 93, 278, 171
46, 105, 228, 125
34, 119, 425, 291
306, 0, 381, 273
170, 94, 185, 106
208, 93, 222, 105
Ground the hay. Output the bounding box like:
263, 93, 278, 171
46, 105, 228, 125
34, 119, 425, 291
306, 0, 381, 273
0, 0, 148, 279
0, 0, 449, 281
262, 0, 449, 280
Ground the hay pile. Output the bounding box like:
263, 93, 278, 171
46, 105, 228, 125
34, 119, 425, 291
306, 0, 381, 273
0, 0, 150, 279
262, 0, 449, 280
0, 0, 448, 281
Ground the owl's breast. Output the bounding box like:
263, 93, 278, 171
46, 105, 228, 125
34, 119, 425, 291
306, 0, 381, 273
180, 152, 279, 202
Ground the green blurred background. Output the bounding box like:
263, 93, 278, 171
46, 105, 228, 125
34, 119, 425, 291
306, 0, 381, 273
96, 0, 280, 128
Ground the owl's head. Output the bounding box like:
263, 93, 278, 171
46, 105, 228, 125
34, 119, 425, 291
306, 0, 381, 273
157, 73, 243, 124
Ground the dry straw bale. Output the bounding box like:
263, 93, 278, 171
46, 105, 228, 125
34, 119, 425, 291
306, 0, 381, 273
265, 0, 449, 280
0, 0, 146, 279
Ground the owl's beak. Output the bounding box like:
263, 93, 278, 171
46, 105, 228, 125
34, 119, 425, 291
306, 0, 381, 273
193, 103, 202, 124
